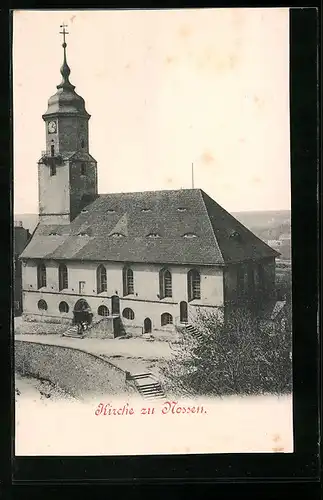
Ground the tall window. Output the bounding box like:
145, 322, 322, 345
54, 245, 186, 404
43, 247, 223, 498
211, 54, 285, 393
58, 264, 68, 291
97, 265, 107, 293
159, 268, 172, 298
81, 162, 86, 175
161, 312, 173, 326
123, 266, 134, 295
187, 269, 201, 301
37, 263, 47, 289
50, 164, 56, 176
50, 144, 55, 156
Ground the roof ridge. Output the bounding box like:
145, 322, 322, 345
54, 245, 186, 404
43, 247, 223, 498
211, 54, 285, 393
98, 188, 203, 197
199, 190, 225, 264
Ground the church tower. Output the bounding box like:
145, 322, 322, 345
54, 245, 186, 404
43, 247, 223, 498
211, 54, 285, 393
38, 24, 98, 224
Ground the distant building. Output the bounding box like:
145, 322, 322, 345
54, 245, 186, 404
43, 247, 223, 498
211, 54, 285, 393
267, 239, 283, 248
14, 221, 31, 315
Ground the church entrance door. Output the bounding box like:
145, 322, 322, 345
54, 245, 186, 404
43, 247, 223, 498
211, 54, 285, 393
144, 317, 152, 333
73, 299, 92, 328
180, 301, 188, 323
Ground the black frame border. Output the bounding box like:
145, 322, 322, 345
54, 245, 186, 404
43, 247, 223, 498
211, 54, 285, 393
0, 5, 320, 489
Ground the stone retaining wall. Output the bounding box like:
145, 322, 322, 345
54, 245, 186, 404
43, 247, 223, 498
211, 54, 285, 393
15, 340, 138, 399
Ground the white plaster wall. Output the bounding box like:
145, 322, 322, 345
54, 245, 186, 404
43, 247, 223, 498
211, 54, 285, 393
38, 160, 70, 215
22, 260, 224, 332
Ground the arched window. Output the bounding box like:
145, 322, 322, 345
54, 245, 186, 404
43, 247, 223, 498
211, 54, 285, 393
58, 263, 68, 291
161, 312, 173, 326
50, 144, 55, 157
122, 308, 135, 320
81, 139, 85, 149
50, 164, 56, 176
37, 299, 47, 311
37, 263, 47, 289
97, 265, 107, 293
81, 162, 86, 175
59, 301, 69, 313
187, 269, 201, 301
98, 305, 109, 317
159, 268, 172, 299
123, 266, 134, 295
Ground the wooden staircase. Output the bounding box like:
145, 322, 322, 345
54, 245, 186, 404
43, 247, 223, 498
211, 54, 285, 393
129, 372, 166, 401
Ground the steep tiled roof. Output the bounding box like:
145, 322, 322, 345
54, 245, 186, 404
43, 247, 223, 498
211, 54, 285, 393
20, 189, 279, 265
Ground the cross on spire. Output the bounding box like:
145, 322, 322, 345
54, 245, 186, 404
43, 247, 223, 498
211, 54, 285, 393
59, 23, 69, 47
57, 23, 74, 90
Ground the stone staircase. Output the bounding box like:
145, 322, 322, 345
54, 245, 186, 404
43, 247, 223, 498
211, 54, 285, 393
129, 372, 166, 401
62, 324, 85, 339
61, 315, 126, 340
183, 323, 203, 340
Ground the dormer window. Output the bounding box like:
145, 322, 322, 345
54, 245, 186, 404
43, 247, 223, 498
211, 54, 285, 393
81, 209, 88, 214
78, 231, 89, 237
107, 209, 116, 214
49, 231, 58, 236
183, 233, 197, 238
177, 207, 187, 212
110, 233, 124, 238
141, 208, 152, 213
147, 233, 161, 239
230, 230, 240, 239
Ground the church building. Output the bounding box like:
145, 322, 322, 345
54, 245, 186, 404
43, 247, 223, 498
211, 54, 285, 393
20, 28, 279, 338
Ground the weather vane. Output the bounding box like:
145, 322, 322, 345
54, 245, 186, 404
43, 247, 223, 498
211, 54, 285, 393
59, 23, 69, 47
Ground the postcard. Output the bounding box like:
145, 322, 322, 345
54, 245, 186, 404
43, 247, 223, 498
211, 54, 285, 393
13, 8, 293, 456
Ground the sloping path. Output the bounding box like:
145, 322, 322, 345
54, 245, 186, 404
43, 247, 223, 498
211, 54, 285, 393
15, 334, 173, 376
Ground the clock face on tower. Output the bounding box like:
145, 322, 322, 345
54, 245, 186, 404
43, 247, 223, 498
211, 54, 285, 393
48, 121, 57, 134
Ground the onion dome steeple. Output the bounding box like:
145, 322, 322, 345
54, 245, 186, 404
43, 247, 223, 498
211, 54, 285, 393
57, 24, 75, 91
42, 23, 90, 119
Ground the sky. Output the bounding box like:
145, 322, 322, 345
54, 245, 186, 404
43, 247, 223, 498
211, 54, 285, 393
13, 8, 291, 214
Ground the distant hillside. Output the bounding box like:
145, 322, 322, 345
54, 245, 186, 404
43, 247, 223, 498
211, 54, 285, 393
15, 209, 291, 238
232, 210, 291, 231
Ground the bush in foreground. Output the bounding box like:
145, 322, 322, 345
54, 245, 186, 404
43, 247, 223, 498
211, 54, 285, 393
162, 309, 292, 398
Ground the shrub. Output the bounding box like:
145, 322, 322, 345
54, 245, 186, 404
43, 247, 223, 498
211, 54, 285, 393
162, 308, 292, 397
